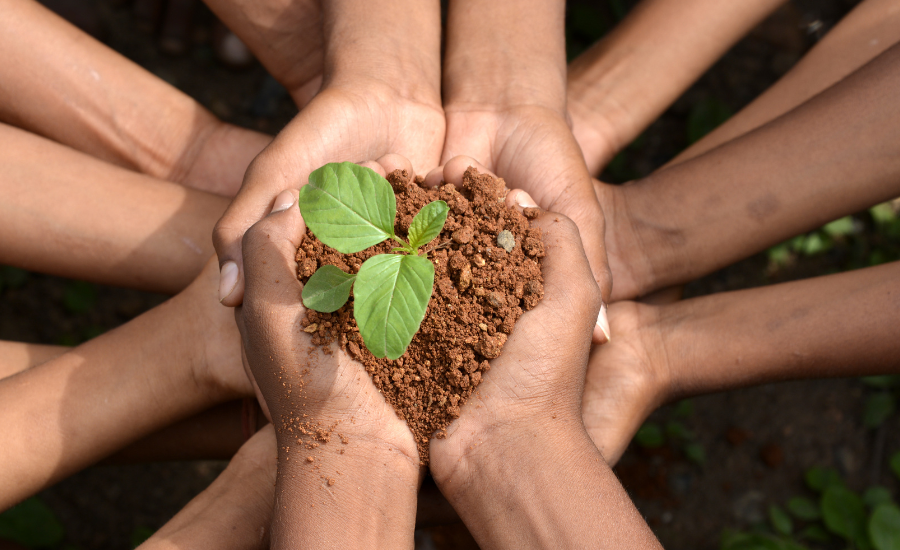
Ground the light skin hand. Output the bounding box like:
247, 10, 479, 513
0, 0, 270, 196
0, 258, 250, 509
236, 166, 421, 548
214, 0, 444, 307
203, 0, 324, 107
582, 261, 900, 465
430, 196, 660, 549
437, 0, 611, 343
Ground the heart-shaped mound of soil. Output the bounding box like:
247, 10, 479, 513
295, 167, 545, 462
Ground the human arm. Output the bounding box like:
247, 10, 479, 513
0, 0, 270, 196
235, 181, 421, 548
583, 260, 900, 464
137, 425, 276, 550
600, 42, 900, 301
202, 0, 324, 107
214, 0, 444, 307
568, 0, 786, 173
429, 199, 660, 549
0, 123, 228, 294
438, 0, 612, 341
0, 259, 251, 510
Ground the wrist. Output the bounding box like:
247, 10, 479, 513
274, 434, 420, 548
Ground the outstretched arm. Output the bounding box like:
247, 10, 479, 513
0, 0, 270, 196
0, 123, 227, 294
0, 260, 250, 510
603, 42, 900, 301
584, 260, 900, 464
568, 0, 786, 173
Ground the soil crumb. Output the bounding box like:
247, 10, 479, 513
296, 167, 545, 462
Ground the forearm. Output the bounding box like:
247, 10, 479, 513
441, 422, 661, 549
0, 295, 231, 508
0, 0, 269, 195
668, 0, 900, 166
659, 261, 900, 400
444, 0, 565, 110
321, 0, 441, 101
273, 438, 419, 549
617, 43, 900, 296
0, 124, 227, 294
0, 341, 67, 378
568, 0, 784, 171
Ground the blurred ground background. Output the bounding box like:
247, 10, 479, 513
2, 0, 899, 548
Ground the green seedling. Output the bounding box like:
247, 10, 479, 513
297, 162, 449, 360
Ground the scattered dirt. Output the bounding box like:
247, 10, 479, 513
295, 167, 545, 462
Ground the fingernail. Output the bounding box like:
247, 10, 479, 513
218, 261, 239, 302
516, 190, 538, 209
597, 302, 611, 342
271, 190, 296, 214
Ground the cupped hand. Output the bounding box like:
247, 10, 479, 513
234, 183, 419, 464
429, 195, 603, 483
581, 301, 671, 465
435, 106, 612, 343
203, 0, 324, 107
172, 256, 253, 399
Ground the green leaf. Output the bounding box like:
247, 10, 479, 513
805, 467, 843, 493
767, 243, 792, 268
864, 393, 896, 429
821, 485, 868, 545
871, 203, 897, 225
298, 162, 397, 254
865, 487, 895, 510
665, 420, 691, 441
674, 399, 695, 418
683, 442, 706, 465
63, 280, 97, 313
0, 497, 65, 547
634, 423, 664, 448
800, 232, 830, 256
890, 452, 900, 480
788, 496, 821, 521
407, 200, 449, 250
823, 216, 855, 238
870, 504, 900, 550
354, 254, 434, 360
769, 505, 793, 536
301, 265, 356, 313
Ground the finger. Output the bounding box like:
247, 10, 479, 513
375, 153, 415, 181
241, 189, 306, 309
357, 160, 386, 178
422, 165, 445, 188
441, 155, 497, 188
506, 206, 603, 372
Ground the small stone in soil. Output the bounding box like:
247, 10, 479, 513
496, 230, 515, 252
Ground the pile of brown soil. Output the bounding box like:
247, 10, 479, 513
295, 167, 545, 462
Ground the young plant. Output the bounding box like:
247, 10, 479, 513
297, 162, 448, 360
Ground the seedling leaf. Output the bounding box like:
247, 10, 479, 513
354, 254, 434, 360
407, 200, 449, 250
298, 162, 397, 253
302, 265, 356, 313
821, 485, 868, 546
788, 497, 821, 521
805, 467, 843, 493
890, 452, 900, 480
870, 504, 900, 550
